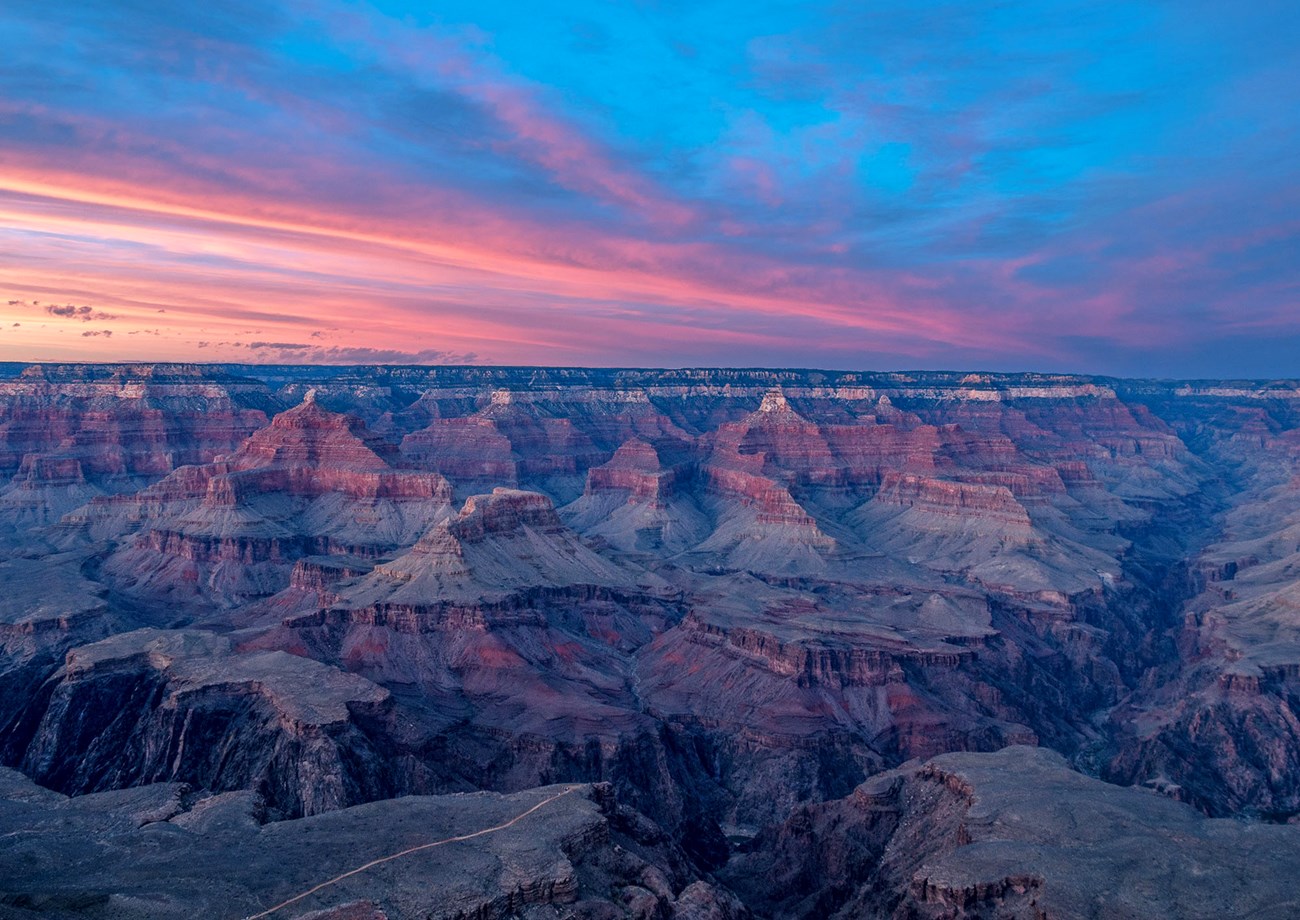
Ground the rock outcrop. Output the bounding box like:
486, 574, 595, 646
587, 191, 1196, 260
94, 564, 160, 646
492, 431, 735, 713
563, 437, 708, 554
8, 628, 392, 818
727, 746, 1300, 919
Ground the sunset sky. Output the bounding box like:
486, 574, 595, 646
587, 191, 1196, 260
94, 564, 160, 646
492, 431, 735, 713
1, 1, 1297, 375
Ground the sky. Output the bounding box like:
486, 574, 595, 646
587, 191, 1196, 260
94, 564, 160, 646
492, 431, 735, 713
0, 1, 1297, 376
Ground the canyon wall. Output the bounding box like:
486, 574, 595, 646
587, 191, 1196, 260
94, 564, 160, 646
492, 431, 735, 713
2, 363, 1298, 917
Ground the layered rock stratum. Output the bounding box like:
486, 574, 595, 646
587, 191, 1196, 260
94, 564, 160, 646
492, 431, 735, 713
1, 363, 1298, 917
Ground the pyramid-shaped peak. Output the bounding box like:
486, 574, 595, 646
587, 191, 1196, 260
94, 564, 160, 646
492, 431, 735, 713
241, 399, 392, 471
750, 389, 811, 426
272, 392, 360, 430
360, 487, 634, 603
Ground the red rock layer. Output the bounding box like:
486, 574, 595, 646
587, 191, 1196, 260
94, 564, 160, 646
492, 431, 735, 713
111, 396, 452, 513
448, 488, 563, 541
701, 465, 820, 528
584, 439, 683, 503
873, 472, 1033, 527
0, 365, 269, 485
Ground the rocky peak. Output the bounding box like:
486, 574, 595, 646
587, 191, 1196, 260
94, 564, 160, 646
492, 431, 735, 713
451, 488, 562, 542
759, 389, 791, 413
749, 389, 814, 429
581, 438, 683, 508
603, 437, 662, 469
239, 399, 393, 471
268, 391, 359, 433
351, 487, 636, 606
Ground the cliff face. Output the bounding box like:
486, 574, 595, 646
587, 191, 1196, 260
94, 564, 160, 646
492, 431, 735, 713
0, 364, 271, 483
11, 629, 393, 818
725, 745, 1300, 919
1, 363, 1299, 916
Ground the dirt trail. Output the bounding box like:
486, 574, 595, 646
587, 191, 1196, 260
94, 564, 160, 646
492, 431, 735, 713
243, 785, 584, 919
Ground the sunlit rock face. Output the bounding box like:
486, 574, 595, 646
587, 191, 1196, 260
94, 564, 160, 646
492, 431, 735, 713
1, 363, 1299, 916
68, 392, 455, 610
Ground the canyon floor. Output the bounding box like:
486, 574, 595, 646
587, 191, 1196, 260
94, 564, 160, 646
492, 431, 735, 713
1, 364, 1299, 919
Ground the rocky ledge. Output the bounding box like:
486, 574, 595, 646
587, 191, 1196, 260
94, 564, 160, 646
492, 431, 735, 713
0, 771, 745, 920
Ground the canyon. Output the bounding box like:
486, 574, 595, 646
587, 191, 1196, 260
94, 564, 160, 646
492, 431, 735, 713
0, 363, 1298, 918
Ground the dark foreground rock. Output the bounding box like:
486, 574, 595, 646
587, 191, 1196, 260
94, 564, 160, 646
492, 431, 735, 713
725, 745, 1300, 919
0, 769, 745, 920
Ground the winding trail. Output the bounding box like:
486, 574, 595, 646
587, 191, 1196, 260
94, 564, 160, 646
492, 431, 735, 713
243, 784, 584, 920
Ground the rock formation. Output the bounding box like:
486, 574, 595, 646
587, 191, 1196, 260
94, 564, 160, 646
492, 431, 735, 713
0, 364, 1296, 916
9, 628, 391, 818
726, 745, 1300, 919
81, 393, 454, 607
